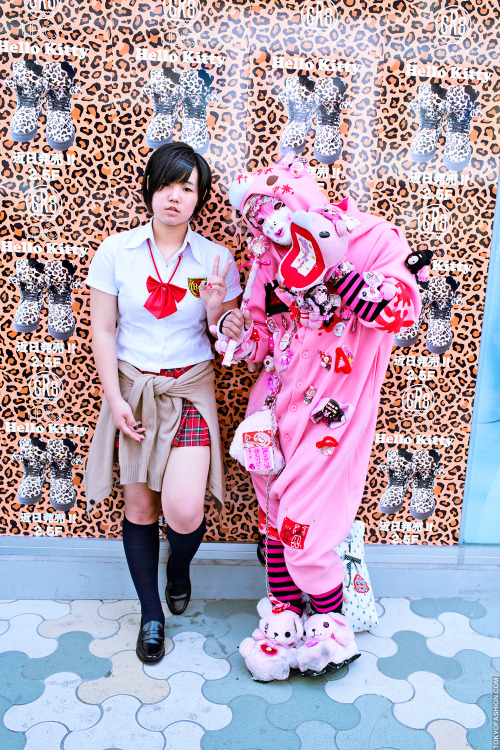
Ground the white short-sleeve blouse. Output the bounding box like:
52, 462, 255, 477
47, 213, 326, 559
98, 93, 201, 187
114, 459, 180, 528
86, 221, 242, 371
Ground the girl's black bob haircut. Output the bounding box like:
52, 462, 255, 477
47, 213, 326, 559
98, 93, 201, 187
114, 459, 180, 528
142, 141, 212, 219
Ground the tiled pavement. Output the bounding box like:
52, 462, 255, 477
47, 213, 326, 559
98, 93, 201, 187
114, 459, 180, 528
0, 597, 498, 749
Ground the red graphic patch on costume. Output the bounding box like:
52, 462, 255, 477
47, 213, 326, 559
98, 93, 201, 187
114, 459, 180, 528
353, 573, 369, 593
280, 517, 310, 549
188, 278, 207, 298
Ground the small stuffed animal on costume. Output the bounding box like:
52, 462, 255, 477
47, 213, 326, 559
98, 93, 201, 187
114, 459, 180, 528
296, 611, 360, 677
405, 248, 434, 282
239, 597, 304, 681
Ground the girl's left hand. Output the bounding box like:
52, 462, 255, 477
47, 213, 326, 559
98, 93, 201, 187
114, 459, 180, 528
200, 255, 232, 311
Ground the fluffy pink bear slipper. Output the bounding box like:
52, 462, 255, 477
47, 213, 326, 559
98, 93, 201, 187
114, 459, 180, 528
296, 611, 361, 677
239, 597, 304, 681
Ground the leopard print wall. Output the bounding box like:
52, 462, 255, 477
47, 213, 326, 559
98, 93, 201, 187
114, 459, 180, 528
0, 0, 499, 546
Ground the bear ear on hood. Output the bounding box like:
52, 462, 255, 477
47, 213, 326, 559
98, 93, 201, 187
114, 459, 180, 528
228, 173, 256, 211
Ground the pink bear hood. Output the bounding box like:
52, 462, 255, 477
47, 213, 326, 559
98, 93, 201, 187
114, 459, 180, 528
228, 157, 328, 240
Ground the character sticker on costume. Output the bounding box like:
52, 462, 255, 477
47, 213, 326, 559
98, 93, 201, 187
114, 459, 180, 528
280, 516, 310, 549
188, 278, 207, 297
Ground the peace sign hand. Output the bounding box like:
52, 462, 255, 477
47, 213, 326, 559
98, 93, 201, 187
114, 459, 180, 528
199, 255, 232, 312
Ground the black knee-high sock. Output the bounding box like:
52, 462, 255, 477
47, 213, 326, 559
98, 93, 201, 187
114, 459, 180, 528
122, 517, 164, 626
166, 517, 206, 582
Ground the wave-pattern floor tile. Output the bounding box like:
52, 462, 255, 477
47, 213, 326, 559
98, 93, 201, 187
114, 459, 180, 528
64, 695, 164, 750
159, 603, 229, 643
428, 613, 500, 658
89, 613, 173, 659
325, 651, 413, 704
24, 721, 68, 750
335, 694, 435, 750
144, 631, 229, 681
203, 612, 259, 660
203, 600, 259, 620
138, 672, 231, 731
410, 598, 487, 621
0, 621, 8, 636
472, 598, 500, 638
97, 600, 142, 621
295, 720, 339, 750
267, 669, 359, 730
372, 599, 443, 639
38, 601, 118, 640
356, 631, 398, 658
0, 601, 71, 621
164, 721, 204, 749
78, 650, 170, 705
393, 672, 486, 729
202, 652, 293, 705
0, 615, 57, 658
377, 631, 462, 680
4, 672, 100, 732
202, 694, 299, 750
0, 696, 26, 750
427, 719, 472, 750
467, 694, 492, 750
0, 652, 44, 704
445, 649, 498, 704
23, 632, 112, 683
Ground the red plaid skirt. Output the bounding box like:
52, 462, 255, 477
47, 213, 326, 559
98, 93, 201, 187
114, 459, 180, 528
172, 399, 210, 447
115, 366, 210, 448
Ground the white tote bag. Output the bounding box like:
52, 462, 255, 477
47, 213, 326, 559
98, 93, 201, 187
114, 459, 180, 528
334, 520, 379, 632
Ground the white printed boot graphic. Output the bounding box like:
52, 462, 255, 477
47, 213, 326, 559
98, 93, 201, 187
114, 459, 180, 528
179, 69, 217, 155
278, 74, 316, 157
4, 59, 44, 143
143, 66, 181, 150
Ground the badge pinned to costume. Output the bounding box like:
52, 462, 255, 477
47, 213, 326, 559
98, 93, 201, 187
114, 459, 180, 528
316, 436, 339, 456
334, 345, 354, 374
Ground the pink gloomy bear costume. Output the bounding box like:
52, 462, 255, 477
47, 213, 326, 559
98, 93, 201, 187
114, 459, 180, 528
226, 158, 421, 617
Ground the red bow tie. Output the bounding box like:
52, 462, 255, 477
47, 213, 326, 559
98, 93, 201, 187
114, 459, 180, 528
144, 239, 187, 319
144, 277, 187, 319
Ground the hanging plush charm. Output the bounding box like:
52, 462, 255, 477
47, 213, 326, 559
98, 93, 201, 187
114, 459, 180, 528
222, 235, 270, 367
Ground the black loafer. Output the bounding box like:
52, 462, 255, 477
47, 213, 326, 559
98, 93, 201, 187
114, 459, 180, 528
136, 619, 165, 664
165, 577, 191, 615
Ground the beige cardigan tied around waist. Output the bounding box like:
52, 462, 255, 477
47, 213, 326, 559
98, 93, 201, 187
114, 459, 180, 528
83, 359, 224, 515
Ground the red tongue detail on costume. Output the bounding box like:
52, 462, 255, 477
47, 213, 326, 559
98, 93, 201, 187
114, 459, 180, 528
144, 277, 187, 319
277, 223, 325, 292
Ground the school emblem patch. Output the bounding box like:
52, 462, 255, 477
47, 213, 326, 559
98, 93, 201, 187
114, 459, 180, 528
188, 278, 206, 298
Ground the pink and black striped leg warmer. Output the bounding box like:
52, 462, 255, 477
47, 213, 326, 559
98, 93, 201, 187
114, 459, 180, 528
265, 538, 303, 615
308, 582, 344, 614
